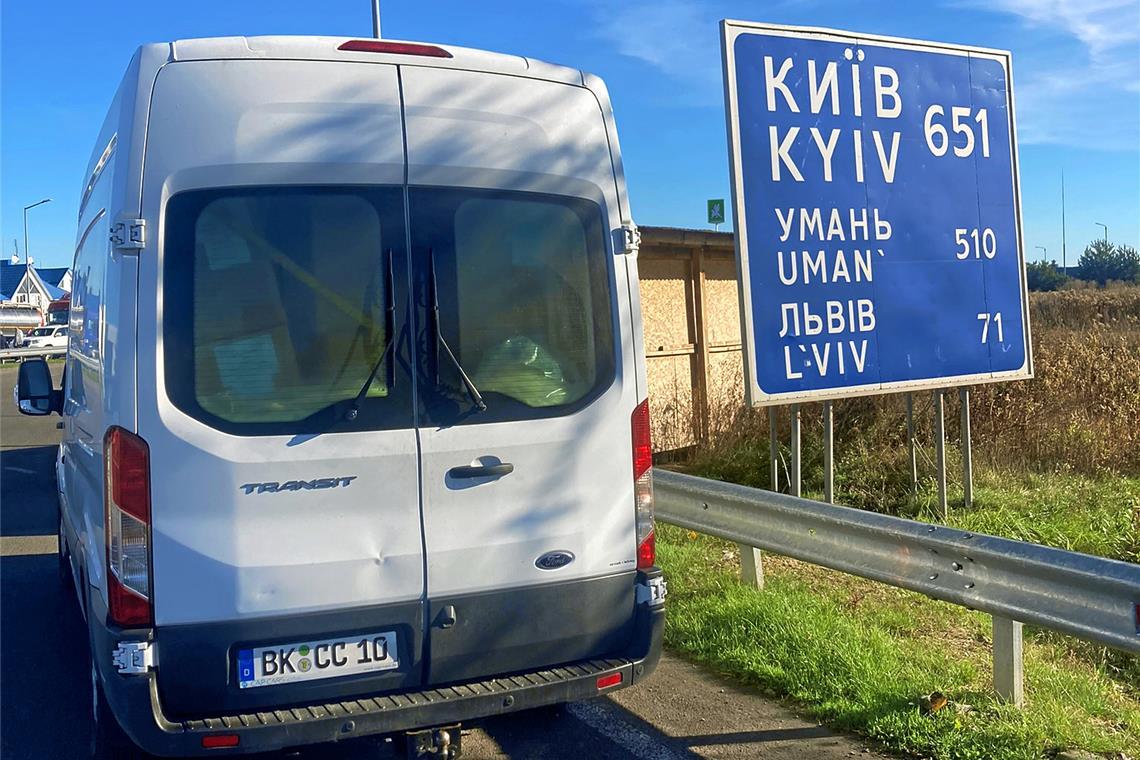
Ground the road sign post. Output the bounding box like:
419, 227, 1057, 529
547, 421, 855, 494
721, 21, 1031, 409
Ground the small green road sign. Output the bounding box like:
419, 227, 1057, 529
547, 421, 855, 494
707, 199, 725, 225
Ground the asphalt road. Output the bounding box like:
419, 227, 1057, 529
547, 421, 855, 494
0, 363, 888, 759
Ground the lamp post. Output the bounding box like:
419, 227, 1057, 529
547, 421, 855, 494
22, 198, 52, 269
1034, 245, 1047, 263
22, 198, 52, 311
1095, 222, 1107, 244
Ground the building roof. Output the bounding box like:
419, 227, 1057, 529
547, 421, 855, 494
0, 261, 26, 300
36, 267, 70, 289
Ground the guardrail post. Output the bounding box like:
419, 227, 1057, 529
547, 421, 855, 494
992, 616, 1024, 707
739, 546, 764, 589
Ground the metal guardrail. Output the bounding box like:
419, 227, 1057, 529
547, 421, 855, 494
654, 468, 1140, 655
0, 346, 64, 361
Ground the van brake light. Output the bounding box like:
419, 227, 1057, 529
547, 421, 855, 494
105, 427, 152, 627
632, 399, 655, 569
337, 40, 453, 58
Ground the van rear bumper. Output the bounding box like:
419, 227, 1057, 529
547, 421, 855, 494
93, 570, 664, 757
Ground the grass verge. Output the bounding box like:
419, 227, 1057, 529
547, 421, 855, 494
657, 470, 1140, 760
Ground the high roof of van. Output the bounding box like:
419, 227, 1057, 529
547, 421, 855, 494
160, 36, 589, 87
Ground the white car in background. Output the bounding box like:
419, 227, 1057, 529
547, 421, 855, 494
21, 325, 68, 352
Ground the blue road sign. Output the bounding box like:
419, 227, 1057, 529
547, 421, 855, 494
722, 22, 1032, 406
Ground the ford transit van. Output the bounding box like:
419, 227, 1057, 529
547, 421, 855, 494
16, 35, 664, 758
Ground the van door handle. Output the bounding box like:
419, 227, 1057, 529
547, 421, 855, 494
447, 463, 514, 479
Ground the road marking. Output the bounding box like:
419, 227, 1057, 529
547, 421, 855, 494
565, 700, 694, 760
0, 535, 58, 556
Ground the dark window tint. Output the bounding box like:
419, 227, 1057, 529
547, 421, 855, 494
164, 187, 411, 435
412, 188, 615, 424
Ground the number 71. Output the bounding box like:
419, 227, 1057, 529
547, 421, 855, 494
977, 312, 1003, 343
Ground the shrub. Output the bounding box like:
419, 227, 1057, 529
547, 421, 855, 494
1025, 261, 1068, 292
1076, 240, 1140, 286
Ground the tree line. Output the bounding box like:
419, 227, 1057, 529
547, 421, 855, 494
1026, 240, 1140, 291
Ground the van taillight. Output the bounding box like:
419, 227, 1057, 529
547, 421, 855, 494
105, 427, 152, 627
337, 40, 453, 58
632, 399, 655, 569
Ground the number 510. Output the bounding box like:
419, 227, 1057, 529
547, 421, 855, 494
978, 312, 1003, 343
956, 228, 996, 259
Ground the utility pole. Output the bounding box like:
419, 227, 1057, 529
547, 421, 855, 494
371, 0, 382, 38
1060, 170, 1067, 273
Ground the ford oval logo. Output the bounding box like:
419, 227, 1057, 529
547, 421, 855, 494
535, 550, 575, 571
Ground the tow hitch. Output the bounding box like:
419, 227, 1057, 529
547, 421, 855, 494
404, 724, 462, 759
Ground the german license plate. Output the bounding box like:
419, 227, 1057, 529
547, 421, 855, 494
237, 631, 398, 689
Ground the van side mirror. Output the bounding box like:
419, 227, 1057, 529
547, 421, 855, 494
14, 359, 62, 416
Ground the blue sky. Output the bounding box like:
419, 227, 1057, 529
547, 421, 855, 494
2, 0, 1137, 270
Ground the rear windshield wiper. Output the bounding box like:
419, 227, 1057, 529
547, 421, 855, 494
346, 249, 397, 421
429, 249, 487, 412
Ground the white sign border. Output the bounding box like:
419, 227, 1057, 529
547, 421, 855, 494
721, 20, 1034, 407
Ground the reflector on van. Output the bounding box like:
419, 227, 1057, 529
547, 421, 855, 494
337, 40, 453, 58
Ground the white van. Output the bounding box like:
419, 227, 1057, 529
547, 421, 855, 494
16, 36, 664, 758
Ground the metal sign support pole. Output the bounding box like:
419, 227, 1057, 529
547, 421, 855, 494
790, 404, 802, 498
935, 390, 947, 519
768, 408, 779, 492
371, 0, 382, 38
906, 393, 917, 497
960, 387, 973, 508
823, 401, 834, 503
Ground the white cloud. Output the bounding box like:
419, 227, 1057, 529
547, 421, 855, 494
590, 0, 733, 106
961, 0, 1140, 149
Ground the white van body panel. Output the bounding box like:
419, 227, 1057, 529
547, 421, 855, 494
137, 58, 421, 624
64, 47, 159, 603
402, 67, 638, 596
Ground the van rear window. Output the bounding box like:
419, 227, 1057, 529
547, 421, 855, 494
410, 188, 615, 425
163, 187, 413, 435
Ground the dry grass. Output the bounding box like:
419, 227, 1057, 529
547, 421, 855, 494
658, 287, 1140, 481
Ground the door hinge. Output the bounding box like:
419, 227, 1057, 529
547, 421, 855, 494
112, 640, 154, 674
614, 223, 641, 256
110, 218, 146, 251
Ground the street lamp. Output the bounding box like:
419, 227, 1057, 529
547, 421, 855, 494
1035, 245, 1047, 262
1095, 222, 1107, 244
22, 198, 52, 269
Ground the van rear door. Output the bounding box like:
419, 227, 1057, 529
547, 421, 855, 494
137, 58, 425, 715
402, 67, 642, 683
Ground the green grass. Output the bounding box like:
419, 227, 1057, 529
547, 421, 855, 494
657, 467, 1140, 759
946, 472, 1140, 564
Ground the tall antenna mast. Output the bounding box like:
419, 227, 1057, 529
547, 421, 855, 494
371, 0, 382, 38
1061, 169, 1067, 273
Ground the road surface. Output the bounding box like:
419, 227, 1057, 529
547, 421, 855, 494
0, 363, 889, 759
